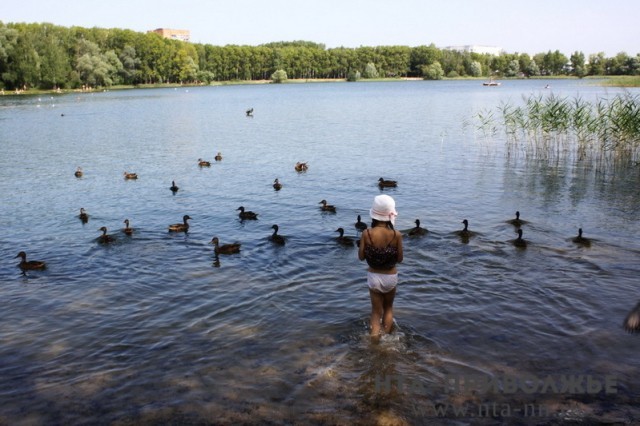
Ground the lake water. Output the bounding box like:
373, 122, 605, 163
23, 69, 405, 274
1, 79, 639, 424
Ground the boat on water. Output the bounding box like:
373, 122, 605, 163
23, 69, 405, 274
483, 78, 501, 86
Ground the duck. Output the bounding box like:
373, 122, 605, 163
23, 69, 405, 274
98, 226, 115, 243
237, 206, 258, 220
198, 158, 211, 167
270, 224, 286, 245
512, 228, 527, 248
572, 228, 591, 247
169, 215, 191, 232
408, 219, 427, 236
74, 167, 83, 177
211, 237, 241, 255
378, 177, 397, 188
335, 228, 355, 246
507, 211, 526, 227
15, 251, 46, 271
355, 215, 368, 232
319, 199, 337, 213
294, 162, 308, 172
246, 108, 254, 117
624, 301, 640, 333
215, 152, 223, 161
457, 219, 472, 239
122, 219, 134, 236
170, 180, 179, 192
273, 178, 282, 191
78, 208, 89, 223
123, 171, 138, 180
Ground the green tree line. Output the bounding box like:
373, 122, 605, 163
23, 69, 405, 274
1, 21, 639, 90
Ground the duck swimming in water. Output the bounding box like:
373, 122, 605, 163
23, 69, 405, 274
269, 224, 286, 245
237, 206, 258, 220
457, 219, 472, 239
122, 219, 133, 236
294, 162, 308, 172
507, 211, 526, 227
273, 178, 282, 191
572, 228, 591, 247
511, 228, 527, 248
78, 208, 89, 223
319, 199, 336, 213
124, 171, 138, 180
211, 237, 241, 255
335, 227, 355, 246
355, 215, 367, 232
74, 167, 83, 178
408, 219, 427, 236
215, 152, 223, 161
98, 226, 115, 243
170, 180, 179, 192
15, 251, 46, 271
198, 158, 211, 167
378, 177, 397, 188
169, 215, 191, 232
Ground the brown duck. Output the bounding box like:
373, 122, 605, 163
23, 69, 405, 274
169, 215, 191, 232
123, 219, 134, 236
211, 237, 241, 255
16, 251, 46, 270
335, 227, 355, 246
78, 208, 89, 223
270, 224, 286, 245
572, 228, 591, 247
408, 219, 427, 236
294, 162, 308, 172
319, 199, 336, 213
237, 206, 258, 220
378, 177, 397, 188
98, 226, 115, 243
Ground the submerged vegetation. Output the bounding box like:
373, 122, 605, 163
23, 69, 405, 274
476, 93, 640, 172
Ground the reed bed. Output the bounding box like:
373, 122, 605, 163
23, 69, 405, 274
476, 93, 640, 173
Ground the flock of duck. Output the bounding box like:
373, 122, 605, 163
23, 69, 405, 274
15, 159, 640, 334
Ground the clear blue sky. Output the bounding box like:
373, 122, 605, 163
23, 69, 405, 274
3, 0, 639, 56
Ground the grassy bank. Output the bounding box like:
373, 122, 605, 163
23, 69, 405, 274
3, 75, 639, 97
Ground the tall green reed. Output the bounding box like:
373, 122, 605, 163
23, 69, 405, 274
476, 92, 640, 171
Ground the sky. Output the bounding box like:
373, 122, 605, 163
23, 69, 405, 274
3, 0, 639, 57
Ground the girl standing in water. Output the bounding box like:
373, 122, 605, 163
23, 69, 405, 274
358, 194, 403, 339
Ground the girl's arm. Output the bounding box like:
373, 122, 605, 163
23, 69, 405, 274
395, 230, 404, 263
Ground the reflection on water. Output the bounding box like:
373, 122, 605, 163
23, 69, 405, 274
0, 80, 639, 424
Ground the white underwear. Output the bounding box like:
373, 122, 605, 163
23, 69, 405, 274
367, 271, 398, 293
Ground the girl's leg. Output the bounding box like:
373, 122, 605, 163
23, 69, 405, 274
382, 288, 396, 334
369, 289, 384, 338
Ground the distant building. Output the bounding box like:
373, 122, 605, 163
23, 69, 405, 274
444, 45, 504, 56
148, 28, 190, 42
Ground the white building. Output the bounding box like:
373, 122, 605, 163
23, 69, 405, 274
148, 28, 191, 42
443, 45, 504, 56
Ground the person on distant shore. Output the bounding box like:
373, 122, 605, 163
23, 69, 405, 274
358, 194, 403, 340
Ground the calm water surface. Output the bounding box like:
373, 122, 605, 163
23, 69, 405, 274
1, 80, 639, 424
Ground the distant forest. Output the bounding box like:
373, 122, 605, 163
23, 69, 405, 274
1, 22, 639, 90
